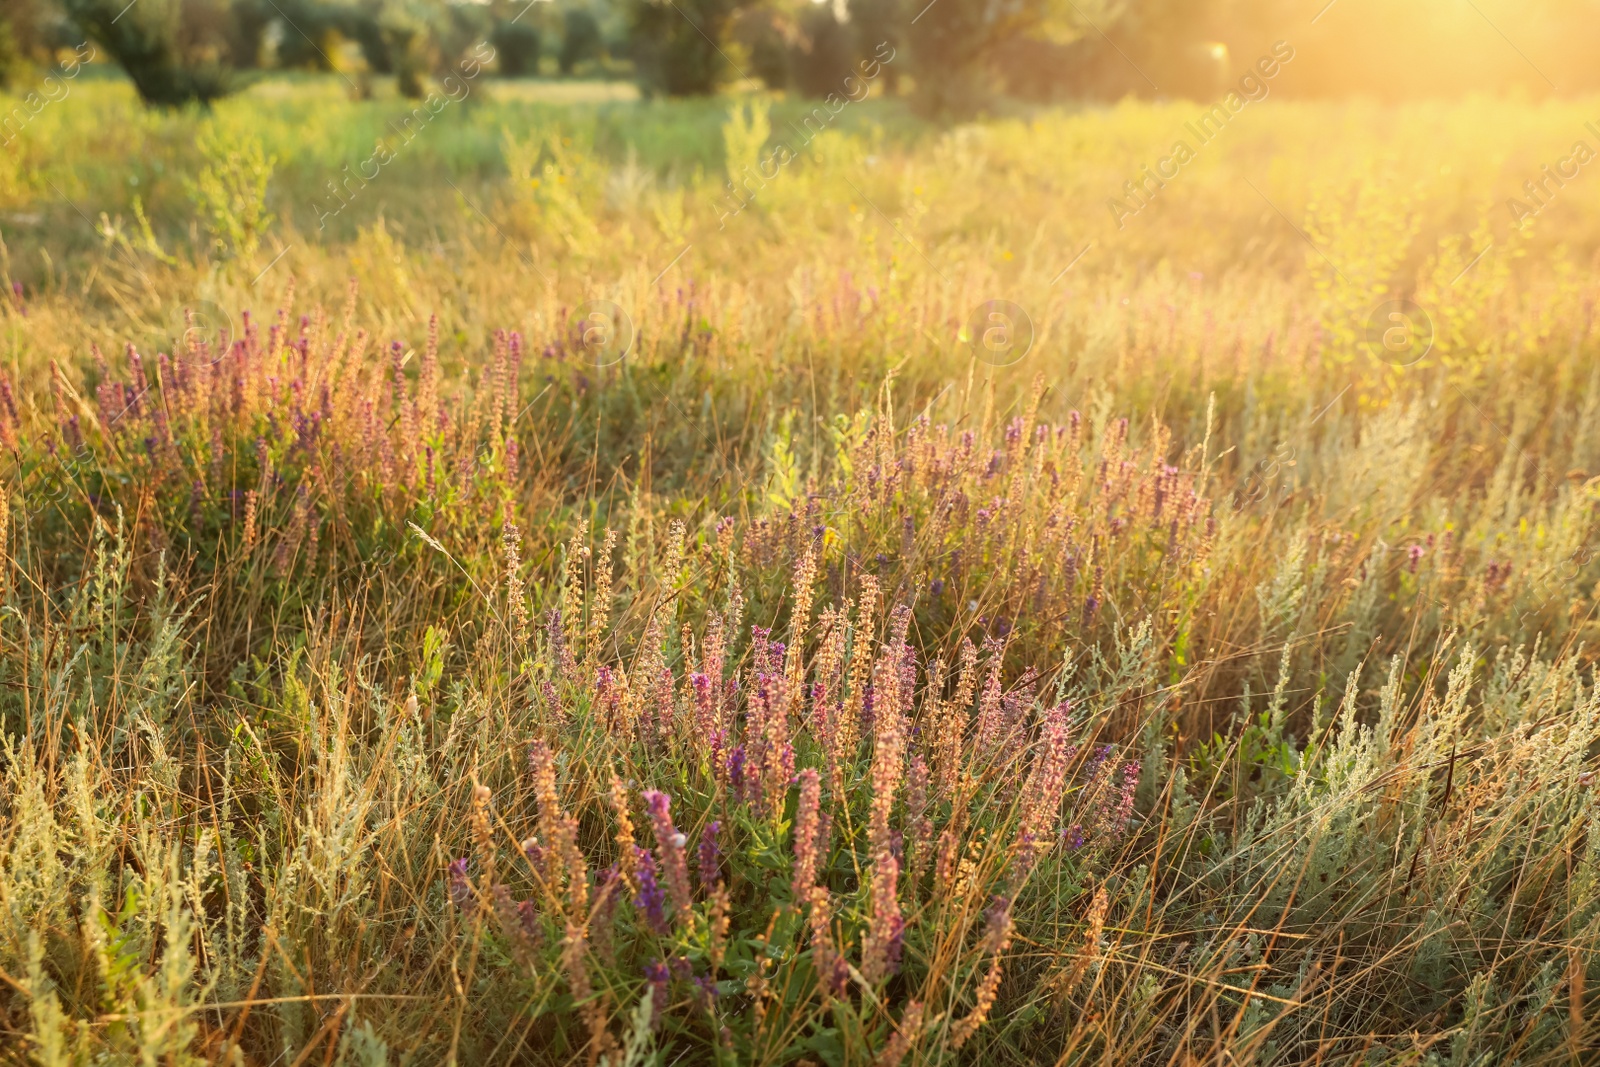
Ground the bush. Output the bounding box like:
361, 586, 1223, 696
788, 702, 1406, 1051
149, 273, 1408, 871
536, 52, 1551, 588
557, 7, 600, 75
185, 124, 276, 258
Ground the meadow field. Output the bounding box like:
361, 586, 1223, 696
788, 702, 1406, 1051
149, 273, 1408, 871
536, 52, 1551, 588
4, 73, 1600, 1064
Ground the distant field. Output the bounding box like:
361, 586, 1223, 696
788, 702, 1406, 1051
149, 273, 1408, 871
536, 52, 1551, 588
3, 74, 1600, 1064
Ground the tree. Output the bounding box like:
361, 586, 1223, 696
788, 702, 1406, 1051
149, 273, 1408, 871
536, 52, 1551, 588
492, 16, 541, 75
0, 0, 72, 88
850, 0, 901, 94
557, 6, 601, 74
791, 1, 854, 98
906, 0, 1125, 114
629, 0, 746, 96
223, 0, 274, 68
63, 0, 240, 106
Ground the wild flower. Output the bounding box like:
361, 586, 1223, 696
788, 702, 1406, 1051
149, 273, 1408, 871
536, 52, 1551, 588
708, 885, 732, 975
609, 773, 638, 890
642, 789, 693, 924
504, 525, 530, 646
858, 611, 912, 982
242, 490, 259, 548
691, 974, 718, 1014
697, 820, 722, 891
973, 654, 1006, 758
746, 671, 795, 818
546, 608, 575, 684
934, 822, 964, 896
591, 864, 623, 963
807, 885, 850, 997
791, 768, 822, 901
516, 900, 542, 948
634, 846, 669, 936
493, 884, 537, 968
906, 756, 933, 884
448, 858, 473, 913
644, 960, 671, 1027
1017, 702, 1074, 873
520, 835, 546, 875
876, 1000, 923, 1067
690, 672, 716, 739
861, 849, 904, 983
561, 916, 602, 1046
528, 740, 588, 916
950, 896, 1014, 1048
470, 782, 495, 883
1056, 883, 1112, 995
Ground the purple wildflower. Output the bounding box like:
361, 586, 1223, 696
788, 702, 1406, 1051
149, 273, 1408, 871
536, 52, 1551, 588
635, 846, 670, 935
884, 912, 906, 975
821, 952, 851, 996
643, 789, 694, 922
692, 974, 718, 1012
516, 899, 542, 946
698, 820, 722, 890
448, 858, 472, 912
644, 959, 671, 1027
521, 835, 546, 874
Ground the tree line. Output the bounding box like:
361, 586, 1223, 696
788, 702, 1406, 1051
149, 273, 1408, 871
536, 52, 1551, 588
3, 0, 1600, 112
